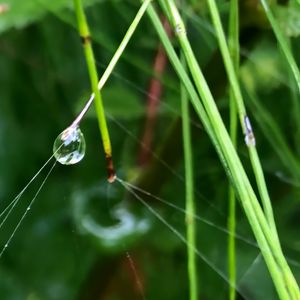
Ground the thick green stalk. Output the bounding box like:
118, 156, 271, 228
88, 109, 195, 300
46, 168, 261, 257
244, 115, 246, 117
73, 0, 115, 182
151, 2, 298, 299
181, 58, 198, 300
227, 0, 239, 299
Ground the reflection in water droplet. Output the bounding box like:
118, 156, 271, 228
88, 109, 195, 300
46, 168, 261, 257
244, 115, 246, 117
53, 126, 86, 165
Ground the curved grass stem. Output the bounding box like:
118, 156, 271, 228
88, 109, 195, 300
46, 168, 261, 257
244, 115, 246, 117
72, 0, 152, 128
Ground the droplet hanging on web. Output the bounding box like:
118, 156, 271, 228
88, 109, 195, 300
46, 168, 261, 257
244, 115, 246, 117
53, 126, 86, 165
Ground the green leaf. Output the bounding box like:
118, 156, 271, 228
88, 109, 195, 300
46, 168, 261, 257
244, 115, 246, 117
275, 1, 300, 37
240, 40, 284, 92
0, 0, 102, 33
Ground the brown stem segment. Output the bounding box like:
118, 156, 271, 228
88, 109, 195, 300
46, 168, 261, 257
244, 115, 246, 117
106, 154, 116, 183
80, 35, 92, 45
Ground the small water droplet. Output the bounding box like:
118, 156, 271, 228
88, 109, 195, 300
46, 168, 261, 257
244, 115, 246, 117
53, 126, 86, 165
4, 244, 8, 248
27, 207, 31, 211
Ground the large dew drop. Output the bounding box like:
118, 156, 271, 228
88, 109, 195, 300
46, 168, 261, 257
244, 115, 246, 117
53, 126, 86, 165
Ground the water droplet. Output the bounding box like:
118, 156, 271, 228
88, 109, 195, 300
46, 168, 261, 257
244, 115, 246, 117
4, 244, 8, 248
53, 126, 86, 165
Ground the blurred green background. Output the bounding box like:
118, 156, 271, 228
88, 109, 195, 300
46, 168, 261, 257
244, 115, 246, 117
0, 0, 300, 299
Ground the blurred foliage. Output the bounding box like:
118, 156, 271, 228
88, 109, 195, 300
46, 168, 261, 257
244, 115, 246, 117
275, 0, 300, 37
0, 0, 300, 300
0, 0, 102, 33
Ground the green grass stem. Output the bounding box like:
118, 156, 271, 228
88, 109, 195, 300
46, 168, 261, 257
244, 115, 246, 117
165, 1, 300, 297
72, 0, 152, 127
96, 0, 152, 92
205, 0, 279, 240
201, 7, 300, 296
149, 1, 299, 298
180, 2, 198, 299
227, 0, 238, 299
181, 57, 198, 300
